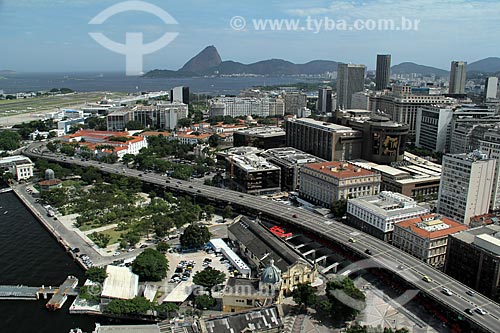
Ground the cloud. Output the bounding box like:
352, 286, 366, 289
287, 0, 500, 23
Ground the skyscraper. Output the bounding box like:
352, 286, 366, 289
437, 151, 496, 225
171, 86, 190, 105
375, 54, 391, 91
337, 64, 366, 109
485, 77, 499, 100
317, 87, 333, 113
449, 61, 467, 94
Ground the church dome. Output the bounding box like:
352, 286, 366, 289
260, 259, 281, 284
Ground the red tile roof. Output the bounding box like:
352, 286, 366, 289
305, 161, 377, 179
396, 214, 468, 239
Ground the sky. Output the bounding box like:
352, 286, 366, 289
0, 0, 498, 72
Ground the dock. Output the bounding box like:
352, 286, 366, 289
0, 276, 79, 310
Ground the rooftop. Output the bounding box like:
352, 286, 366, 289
304, 161, 377, 179
262, 147, 326, 167
228, 217, 306, 272
0, 156, 34, 165
287, 117, 360, 133
349, 191, 429, 219
396, 214, 468, 239
452, 225, 500, 256
203, 306, 281, 333
101, 265, 139, 300
235, 126, 285, 138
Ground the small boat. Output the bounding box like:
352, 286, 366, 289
3, 211, 7, 215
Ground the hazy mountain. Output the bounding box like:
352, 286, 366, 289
180, 45, 222, 73
468, 57, 500, 74
144, 46, 339, 77
391, 62, 449, 77
0, 70, 16, 75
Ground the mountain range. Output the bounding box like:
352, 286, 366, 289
144, 46, 500, 78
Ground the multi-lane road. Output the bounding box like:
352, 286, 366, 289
24, 143, 500, 333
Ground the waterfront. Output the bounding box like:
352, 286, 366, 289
0, 192, 95, 333
0, 72, 318, 95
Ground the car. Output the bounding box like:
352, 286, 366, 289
292, 214, 298, 218
442, 288, 453, 296
466, 290, 476, 297
475, 308, 487, 315
128, 248, 134, 252
239, 195, 244, 198
189, 185, 193, 189
197, 190, 201, 193
397, 264, 405, 270
113, 252, 121, 257
140, 244, 148, 249
422, 275, 432, 283
166, 180, 171, 183
139, 174, 143, 177
465, 308, 474, 315
348, 238, 356, 243
73, 247, 80, 253
365, 249, 372, 255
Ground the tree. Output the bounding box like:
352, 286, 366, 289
194, 295, 216, 309
156, 302, 179, 318
124, 232, 140, 247
223, 205, 233, 221
0, 131, 21, 151
177, 117, 192, 128
85, 266, 108, 284
208, 134, 220, 148
156, 241, 170, 253
119, 239, 128, 250
122, 154, 135, 166
79, 285, 100, 302
180, 225, 210, 249
324, 277, 365, 320
192, 267, 226, 296
204, 205, 215, 221
105, 297, 153, 316
292, 283, 317, 309
331, 199, 348, 218
132, 248, 169, 281
125, 120, 144, 130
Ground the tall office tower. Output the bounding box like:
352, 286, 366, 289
170, 86, 190, 105
437, 151, 496, 225
485, 77, 499, 100
449, 61, 467, 94
318, 87, 333, 113
375, 54, 391, 91
337, 64, 366, 109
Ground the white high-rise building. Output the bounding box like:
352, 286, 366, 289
209, 97, 284, 118
479, 129, 500, 211
337, 64, 366, 109
438, 151, 497, 225
449, 61, 467, 94
415, 106, 454, 153
485, 77, 499, 100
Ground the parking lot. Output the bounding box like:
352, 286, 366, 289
164, 248, 241, 288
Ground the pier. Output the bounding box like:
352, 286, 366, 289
0, 276, 79, 310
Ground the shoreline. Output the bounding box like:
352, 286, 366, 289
11, 186, 90, 271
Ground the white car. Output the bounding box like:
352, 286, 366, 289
475, 307, 487, 315
113, 252, 121, 257
442, 288, 453, 296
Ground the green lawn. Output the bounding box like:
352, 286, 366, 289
98, 227, 126, 245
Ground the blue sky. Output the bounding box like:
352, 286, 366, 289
0, 0, 498, 72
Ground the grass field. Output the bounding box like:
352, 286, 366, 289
0, 91, 128, 116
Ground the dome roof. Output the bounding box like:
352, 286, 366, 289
260, 259, 281, 284
45, 169, 55, 180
